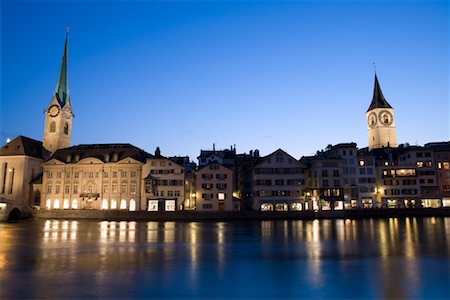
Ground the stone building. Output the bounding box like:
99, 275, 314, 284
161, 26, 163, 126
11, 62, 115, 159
0, 136, 49, 218
425, 142, 450, 206
41, 144, 150, 211
142, 148, 186, 211
195, 162, 236, 211
252, 149, 305, 211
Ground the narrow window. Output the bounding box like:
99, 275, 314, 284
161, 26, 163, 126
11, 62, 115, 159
8, 168, 14, 194
64, 123, 69, 135
50, 121, 56, 133
1, 163, 7, 194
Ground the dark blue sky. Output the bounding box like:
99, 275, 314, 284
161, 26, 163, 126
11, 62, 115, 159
1, 1, 448, 159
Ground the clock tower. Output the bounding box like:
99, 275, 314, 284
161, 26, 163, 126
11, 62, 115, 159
366, 74, 397, 151
43, 30, 73, 153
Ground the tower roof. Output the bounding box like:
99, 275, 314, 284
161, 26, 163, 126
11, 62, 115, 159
54, 30, 70, 108
367, 74, 392, 112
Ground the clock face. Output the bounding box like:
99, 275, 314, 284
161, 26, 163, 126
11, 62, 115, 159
368, 112, 377, 128
48, 104, 60, 117
378, 110, 393, 126
62, 106, 72, 119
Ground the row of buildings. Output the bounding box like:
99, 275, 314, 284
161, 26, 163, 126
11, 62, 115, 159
1, 32, 449, 217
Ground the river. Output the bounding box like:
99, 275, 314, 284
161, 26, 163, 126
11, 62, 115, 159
0, 217, 449, 299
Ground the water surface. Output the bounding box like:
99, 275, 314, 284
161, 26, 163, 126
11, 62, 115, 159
1, 218, 449, 299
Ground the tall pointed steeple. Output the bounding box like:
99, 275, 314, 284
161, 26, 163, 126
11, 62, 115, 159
43, 29, 73, 153
366, 72, 397, 151
54, 28, 70, 108
367, 74, 392, 112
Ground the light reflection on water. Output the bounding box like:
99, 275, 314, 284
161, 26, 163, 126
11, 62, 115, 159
0, 217, 449, 299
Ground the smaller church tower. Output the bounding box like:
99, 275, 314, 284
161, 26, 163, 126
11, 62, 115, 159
366, 74, 397, 151
43, 29, 73, 153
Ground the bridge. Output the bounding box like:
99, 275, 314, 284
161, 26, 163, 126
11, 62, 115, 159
0, 198, 33, 221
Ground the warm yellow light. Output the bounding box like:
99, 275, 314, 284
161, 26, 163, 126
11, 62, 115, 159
191, 193, 196, 198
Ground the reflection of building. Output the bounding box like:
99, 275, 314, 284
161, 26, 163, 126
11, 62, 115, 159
252, 149, 305, 211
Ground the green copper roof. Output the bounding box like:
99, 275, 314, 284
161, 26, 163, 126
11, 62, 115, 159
54, 31, 70, 108
367, 74, 392, 112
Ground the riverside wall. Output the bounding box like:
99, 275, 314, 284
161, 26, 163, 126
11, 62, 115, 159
34, 208, 450, 222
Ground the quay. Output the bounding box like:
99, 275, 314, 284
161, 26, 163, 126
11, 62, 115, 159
34, 208, 450, 222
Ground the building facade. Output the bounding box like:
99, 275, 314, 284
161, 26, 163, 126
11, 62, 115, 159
142, 148, 186, 212
41, 144, 149, 211
195, 162, 236, 211
252, 149, 305, 211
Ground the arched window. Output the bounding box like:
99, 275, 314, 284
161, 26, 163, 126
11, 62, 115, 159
72, 199, 78, 209
120, 199, 127, 210
111, 199, 117, 209
50, 122, 56, 133
64, 123, 69, 135
63, 199, 70, 209
102, 199, 109, 210
54, 199, 60, 209
46, 199, 52, 209
129, 199, 136, 211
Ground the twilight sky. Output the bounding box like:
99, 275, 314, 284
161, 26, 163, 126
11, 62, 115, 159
1, 0, 448, 160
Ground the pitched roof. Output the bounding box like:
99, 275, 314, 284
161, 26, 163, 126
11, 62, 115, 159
367, 74, 392, 112
254, 148, 301, 167
0, 136, 49, 159
46, 143, 153, 163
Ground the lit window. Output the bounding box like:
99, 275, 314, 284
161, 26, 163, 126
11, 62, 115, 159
46, 199, 51, 209
101, 199, 109, 210
147, 200, 158, 211
120, 199, 127, 210
111, 199, 117, 209
62, 199, 69, 209
261, 203, 273, 211
218, 193, 225, 200
165, 200, 175, 211
359, 160, 365, 167
72, 199, 78, 209
54, 199, 60, 209
129, 199, 136, 211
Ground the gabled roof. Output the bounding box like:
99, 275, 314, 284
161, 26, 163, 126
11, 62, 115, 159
254, 148, 301, 167
46, 143, 153, 164
0, 136, 49, 159
367, 74, 392, 112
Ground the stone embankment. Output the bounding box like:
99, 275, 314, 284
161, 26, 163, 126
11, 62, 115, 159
34, 208, 450, 221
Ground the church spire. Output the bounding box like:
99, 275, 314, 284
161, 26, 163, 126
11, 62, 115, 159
54, 28, 70, 108
367, 73, 392, 112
